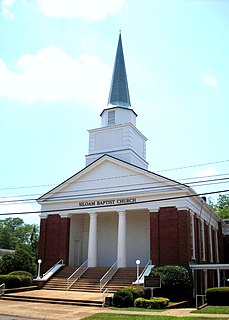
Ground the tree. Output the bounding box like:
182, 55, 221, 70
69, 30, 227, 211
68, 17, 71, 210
208, 194, 229, 220
0, 249, 36, 275
0, 218, 39, 258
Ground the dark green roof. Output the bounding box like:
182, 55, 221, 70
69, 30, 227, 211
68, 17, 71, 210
107, 33, 131, 108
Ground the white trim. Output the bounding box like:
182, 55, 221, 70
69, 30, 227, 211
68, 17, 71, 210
189, 263, 229, 270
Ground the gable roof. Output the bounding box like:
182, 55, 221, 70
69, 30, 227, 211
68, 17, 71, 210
37, 154, 188, 203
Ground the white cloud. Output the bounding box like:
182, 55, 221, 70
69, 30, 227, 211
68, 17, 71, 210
203, 75, 217, 87
37, 0, 126, 21
0, 195, 40, 224
1, 0, 16, 19
196, 167, 219, 178
0, 45, 111, 109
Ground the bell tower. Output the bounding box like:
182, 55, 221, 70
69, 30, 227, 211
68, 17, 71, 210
85, 34, 148, 169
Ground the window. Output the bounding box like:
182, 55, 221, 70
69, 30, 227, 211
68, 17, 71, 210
191, 213, 196, 260
108, 110, 115, 125
215, 230, 219, 263
201, 220, 206, 261
209, 225, 213, 262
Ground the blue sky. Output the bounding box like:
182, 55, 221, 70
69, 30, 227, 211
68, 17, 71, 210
0, 0, 228, 224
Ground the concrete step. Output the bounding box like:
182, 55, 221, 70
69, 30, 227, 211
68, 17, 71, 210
1, 294, 102, 307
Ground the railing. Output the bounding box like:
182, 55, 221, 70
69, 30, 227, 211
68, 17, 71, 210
133, 259, 153, 284
67, 259, 88, 290
138, 259, 152, 281
40, 259, 64, 281
196, 294, 206, 309
102, 288, 109, 307
100, 259, 119, 292
0, 283, 5, 296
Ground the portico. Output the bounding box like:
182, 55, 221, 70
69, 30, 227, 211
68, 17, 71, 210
68, 207, 150, 268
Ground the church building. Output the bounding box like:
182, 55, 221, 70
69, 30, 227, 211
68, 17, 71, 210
37, 34, 229, 294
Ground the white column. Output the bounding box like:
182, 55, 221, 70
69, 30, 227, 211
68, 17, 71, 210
117, 211, 127, 268
88, 212, 97, 267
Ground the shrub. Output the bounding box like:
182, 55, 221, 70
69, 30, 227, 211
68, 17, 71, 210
113, 289, 134, 308
8, 271, 33, 278
0, 249, 36, 275
151, 265, 192, 300
206, 287, 229, 306
0, 275, 32, 288
125, 285, 151, 300
134, 297, 148, 308
134, 297, 169, 309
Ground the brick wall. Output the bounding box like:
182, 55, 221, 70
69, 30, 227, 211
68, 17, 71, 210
38, 214, 70, 272
150, 207, 191, 266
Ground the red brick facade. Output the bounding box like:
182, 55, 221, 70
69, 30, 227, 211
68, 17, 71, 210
38, 214, 70, 272
150, 207, 191, 266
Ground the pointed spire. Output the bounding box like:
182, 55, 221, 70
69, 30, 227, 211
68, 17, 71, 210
107, 33, 131, 108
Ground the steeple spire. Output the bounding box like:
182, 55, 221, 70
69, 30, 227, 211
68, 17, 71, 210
107, 33, 131, 108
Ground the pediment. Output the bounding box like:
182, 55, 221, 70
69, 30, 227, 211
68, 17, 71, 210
37, 155, 186, 203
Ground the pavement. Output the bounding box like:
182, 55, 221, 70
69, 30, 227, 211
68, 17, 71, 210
0, 289, 229, 319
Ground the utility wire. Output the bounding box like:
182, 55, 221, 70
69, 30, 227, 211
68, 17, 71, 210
0, 158, 228, 191
0, 176, 229, 205
0, 188, 229, 216
0, 172, 229, 201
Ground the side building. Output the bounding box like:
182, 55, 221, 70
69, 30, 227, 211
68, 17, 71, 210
37, 34, 229, 294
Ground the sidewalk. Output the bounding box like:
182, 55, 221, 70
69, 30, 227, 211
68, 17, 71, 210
0, 289, 228, 319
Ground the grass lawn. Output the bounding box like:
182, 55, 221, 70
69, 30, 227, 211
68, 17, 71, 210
109, 307, 165, 312
84, 314, 228, 320
192, 305, 229, 314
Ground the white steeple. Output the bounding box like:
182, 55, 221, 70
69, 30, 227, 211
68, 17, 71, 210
85, 34, 148, 169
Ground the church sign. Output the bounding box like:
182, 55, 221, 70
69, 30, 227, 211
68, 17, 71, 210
144, 276, 161, 288
79, 198, 136, 207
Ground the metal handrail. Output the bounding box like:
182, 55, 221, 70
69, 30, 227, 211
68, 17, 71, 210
67, 259, 88, 290
0, 283, 5, 296
42, 259, 64, 278
138, 259, 152, 281
102, 288, 109, 307
100, 259, 119, 292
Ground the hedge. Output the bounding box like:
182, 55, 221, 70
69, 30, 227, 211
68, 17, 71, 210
206, 287, 229, 306
126, 285, 151, 300
112, 289, 134, 308
0, 275, 32, 288
8, 271, 33, 278
134, 297, 170, 309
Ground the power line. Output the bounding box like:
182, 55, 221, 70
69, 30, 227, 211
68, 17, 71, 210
0, 188, 229, 216
0, 169, 228, 202
157, 159, 229, 173
0, 176, 229, 205
0, 158, 228, 191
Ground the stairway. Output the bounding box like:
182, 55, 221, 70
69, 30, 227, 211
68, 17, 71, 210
105, 267, 143, 292
42, 266, 76, 291
42, 266, 142, 293
70, 267, 109, 292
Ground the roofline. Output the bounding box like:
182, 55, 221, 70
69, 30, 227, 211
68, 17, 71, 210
37, 154, 188, 202
100, 106, 138, 117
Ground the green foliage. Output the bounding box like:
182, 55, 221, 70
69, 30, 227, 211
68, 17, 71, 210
0, 249, 36, 275
134, 297, 169, 309
0, 274, 32, 288
126, 285, 151, 300
208, 194, 229, 219
8, 270, 33, 278
113, 289, 134, 308
0, 218, 39, 258
151, 265, 192, 300
206, 287, 229, 306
